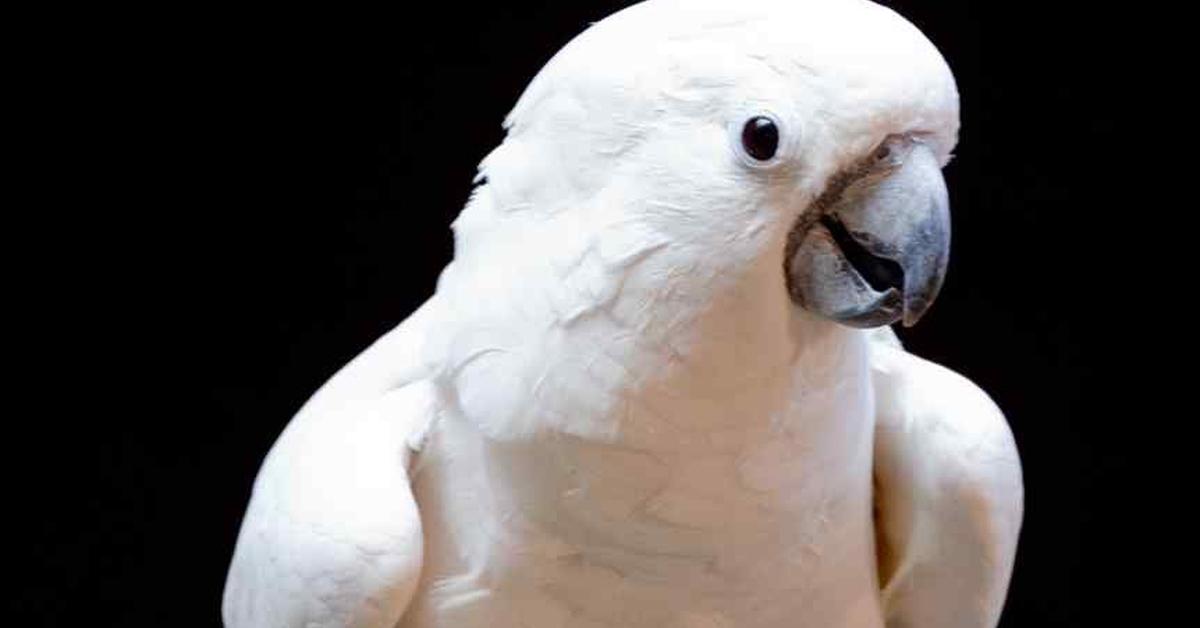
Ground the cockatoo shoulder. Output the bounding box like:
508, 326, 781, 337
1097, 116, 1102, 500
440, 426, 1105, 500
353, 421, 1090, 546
869, 336, 1023, 628
223, 303, 444, 628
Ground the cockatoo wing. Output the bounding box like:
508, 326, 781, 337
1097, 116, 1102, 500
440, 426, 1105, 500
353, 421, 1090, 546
223, 303, 440, 628
869, 330, 1023, 628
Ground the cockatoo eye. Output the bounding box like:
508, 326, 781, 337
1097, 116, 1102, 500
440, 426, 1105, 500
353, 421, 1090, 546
740, 116, 780, 162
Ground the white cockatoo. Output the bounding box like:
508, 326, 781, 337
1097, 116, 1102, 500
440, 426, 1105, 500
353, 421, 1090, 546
223, 0, 1024, 626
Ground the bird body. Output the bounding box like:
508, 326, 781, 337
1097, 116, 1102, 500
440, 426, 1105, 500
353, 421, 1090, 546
224, 1, 1023, 626
402, 303, 884, 628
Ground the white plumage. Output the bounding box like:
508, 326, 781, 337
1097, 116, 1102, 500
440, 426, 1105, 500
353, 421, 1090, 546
223, 1, 1023, 626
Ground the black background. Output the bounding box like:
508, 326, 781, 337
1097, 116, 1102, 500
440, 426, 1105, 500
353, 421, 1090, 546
28, 1, 1151, 626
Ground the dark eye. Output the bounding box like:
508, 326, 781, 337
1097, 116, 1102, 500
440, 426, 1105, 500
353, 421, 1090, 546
741, 116, 780, 162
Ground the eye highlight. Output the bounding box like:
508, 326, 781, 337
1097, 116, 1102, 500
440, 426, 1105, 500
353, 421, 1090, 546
741, 116, 780, 162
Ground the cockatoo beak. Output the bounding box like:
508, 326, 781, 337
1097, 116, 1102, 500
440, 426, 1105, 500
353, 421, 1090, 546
785, 136, 950, 328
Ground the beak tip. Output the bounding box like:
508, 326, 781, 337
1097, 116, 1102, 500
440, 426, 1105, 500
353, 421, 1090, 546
901, 298, 931, 328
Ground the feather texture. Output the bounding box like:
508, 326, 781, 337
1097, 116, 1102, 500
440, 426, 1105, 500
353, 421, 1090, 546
870, 342, 1023, 628
223, 2, 1020, 627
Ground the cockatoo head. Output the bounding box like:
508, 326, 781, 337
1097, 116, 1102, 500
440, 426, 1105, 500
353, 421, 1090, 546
467, 0, 958, 330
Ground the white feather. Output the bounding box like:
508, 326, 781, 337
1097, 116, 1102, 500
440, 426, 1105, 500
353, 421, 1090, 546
223, 1, 1019, 627
870, 342, 1023, 628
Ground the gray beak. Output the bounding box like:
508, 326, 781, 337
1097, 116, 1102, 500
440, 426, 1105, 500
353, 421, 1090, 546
785, 136, 950, 328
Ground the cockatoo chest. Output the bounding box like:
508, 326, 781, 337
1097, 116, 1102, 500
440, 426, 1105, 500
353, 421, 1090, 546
404, 338, 885, 628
